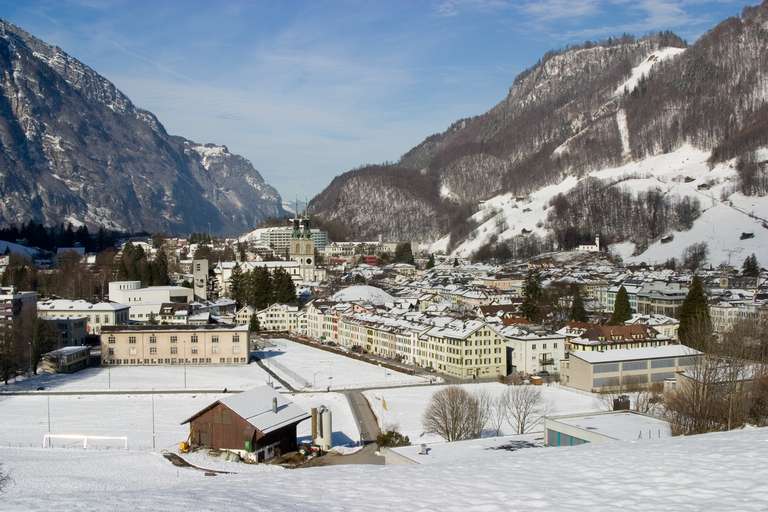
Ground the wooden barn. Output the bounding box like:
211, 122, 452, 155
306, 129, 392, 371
182, 386, 310, 462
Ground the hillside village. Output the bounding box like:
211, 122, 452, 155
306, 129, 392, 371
2, 1, 768, 509
0, 217, 767, 509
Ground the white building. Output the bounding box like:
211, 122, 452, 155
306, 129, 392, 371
108, 281, 193, 321
501, 325, 566, 375
37, 299, 130, 334
577, 235, 600, 253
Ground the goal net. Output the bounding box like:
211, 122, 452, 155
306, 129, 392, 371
42, 434, 128, 450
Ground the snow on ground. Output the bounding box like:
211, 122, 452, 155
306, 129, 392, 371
257, 338, 431, 391
364, 382, 604, 444
1, 364, 274, 392
294, 392, 360, 447
614, 47, 686, 96
0, 391, 358, 452
389, 433, 542, 465
3, 427, 768, 511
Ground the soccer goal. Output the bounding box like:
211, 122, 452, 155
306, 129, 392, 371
42, 434, 129, 450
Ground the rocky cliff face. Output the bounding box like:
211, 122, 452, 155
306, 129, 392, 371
310, 1, 768, 249
0, 20, 284, 235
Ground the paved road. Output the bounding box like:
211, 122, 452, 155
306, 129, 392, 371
343, 390, 382, 444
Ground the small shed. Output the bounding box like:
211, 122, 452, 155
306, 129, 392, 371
182, 386, 310, 462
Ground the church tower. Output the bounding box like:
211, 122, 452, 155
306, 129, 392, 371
289, 215, 315, 268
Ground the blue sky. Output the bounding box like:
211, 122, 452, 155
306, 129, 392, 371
0, 0, 755, 201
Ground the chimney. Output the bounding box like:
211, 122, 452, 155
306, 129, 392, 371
272, 397, 278, 413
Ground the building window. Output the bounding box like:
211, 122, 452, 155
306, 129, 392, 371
149, 347, 157, 355
170, 346, 178, 355
191, 347, 198, 355
149, 335, 157, 344
233, 334, 240, 343
170, 336, 178, 343
191, 335, 198, 344
108, 335, 115, 344
593, 362, 620, 374
212, 336, 219, 344
108, 348, 114, 355
128, 336, 136, 344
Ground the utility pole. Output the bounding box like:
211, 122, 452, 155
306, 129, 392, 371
151, 391, 156, 451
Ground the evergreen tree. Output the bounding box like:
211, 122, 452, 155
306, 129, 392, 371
151, 251, 170, 286
569, 285, 588, 322
272, 268, 296, 304
250, 268, 273, 310
742, 253, 760, 277
229, 265, 245, 307
394, 243, 415, 264
610, 286, 632, 324
521, 271, 543, 322
426, 254, 435, 269
249, 313, 260, 333
678, 275, 713, 351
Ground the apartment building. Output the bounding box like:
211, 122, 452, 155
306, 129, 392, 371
101, 324, 249, 366
37, 299, 130, 334
255, 303, 304, 332
561, 345, 701, 392
42, 316, 87, 347
566, 324, 671, 352
0, 286, 37, 348
501, 325, 566, 375
709, 301, 768, 333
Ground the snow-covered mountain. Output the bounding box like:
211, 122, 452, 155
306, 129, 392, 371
310, 1, 768, 265
0, 20, 284, 234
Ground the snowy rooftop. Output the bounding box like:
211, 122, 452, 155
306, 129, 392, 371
547, 411, 672, 442
331, 285, 395, 306
38, 299, 129, 311
570, 344, 700, 364
183, 386, 309, 434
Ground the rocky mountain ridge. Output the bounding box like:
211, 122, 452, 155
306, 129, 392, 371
0, 19, 284, 235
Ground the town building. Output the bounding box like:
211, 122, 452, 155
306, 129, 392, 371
108, 281, 193, 321
42, 316, 87, 348
544, 410, 672, 446
501, 325, 565, 375
182, 386, 309, 462
566, 324, 671, 352
100, 324, 249, 366
37, 299, 130, 334
253, 303, 304, 333
625, 313, 680, 341
40, 346, 90, 373
576, 235, 601, 253
561, 344, 701, 392
0, 286, 37, 348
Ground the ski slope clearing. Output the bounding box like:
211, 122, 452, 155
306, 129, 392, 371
364, 383, 604, 444
257, 338, 432, 391
0, 391, 358, 451
444, 144, 768, 265
614, 47, 686, 96
2, 427, 767, 511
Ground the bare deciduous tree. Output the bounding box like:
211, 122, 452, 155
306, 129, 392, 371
422, 386, 489, 442
0, 463, 11, 494
505, 385, 546, 434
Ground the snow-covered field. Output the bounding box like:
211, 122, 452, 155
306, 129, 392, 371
0, 391, 358, 451
364, 383, 604, 443
2, 427, 767, 511
389, 433, 542, 465
257, 338, 432, 391
1, 364, 274, 392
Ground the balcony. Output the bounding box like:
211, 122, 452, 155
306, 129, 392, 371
539, 357, 555, 367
